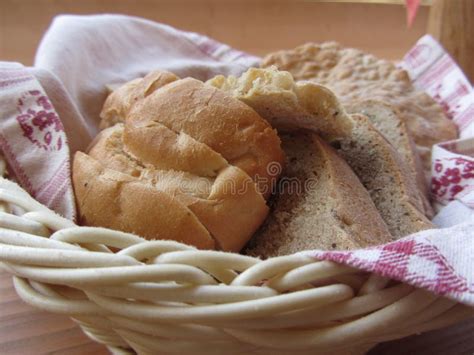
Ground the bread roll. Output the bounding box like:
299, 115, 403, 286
73, 151, 216, 249
100, 70, 179, 129
125, 77, 285, 197
73, 72, 284, 252
84, 124, 269, 252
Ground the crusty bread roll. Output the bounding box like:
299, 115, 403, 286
100, 70, 179, 130
84, 124, 269, 252
73, 151, 216, 250
125, 77, 285, 197
73, 71, 285, 252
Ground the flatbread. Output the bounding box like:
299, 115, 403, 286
261, 42, 458, 171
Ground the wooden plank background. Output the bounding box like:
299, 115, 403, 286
0, 1, 472, 354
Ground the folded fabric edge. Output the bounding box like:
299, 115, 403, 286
303, 221, 474, 307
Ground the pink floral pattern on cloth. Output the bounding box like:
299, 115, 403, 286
16, 90, 64, 151
431, 139, 474, 209
432, 155, 474, 203
0, 63, 75, 219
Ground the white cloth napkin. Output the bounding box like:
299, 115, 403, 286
0, 15, 473, 306
34, 14, 260, 151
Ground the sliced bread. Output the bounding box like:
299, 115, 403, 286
245, 132, 392, 258
330, 114, 434, 238
346, 99, 434, 218
209, 67, 434, 238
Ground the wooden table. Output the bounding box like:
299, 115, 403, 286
0, 1, 473, 354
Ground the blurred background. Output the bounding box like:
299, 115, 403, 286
3, 0, 471, 81
1, 0, 430, 64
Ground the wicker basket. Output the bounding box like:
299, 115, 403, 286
0, 158, 472, 355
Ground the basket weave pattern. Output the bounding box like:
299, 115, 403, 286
0, 159, 472, 354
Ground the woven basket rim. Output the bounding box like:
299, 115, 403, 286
0, 172, 472, 354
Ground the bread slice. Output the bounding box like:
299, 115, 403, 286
330, 114, 434, 238
245, 132, 392, 258
346, 99, 434, 219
